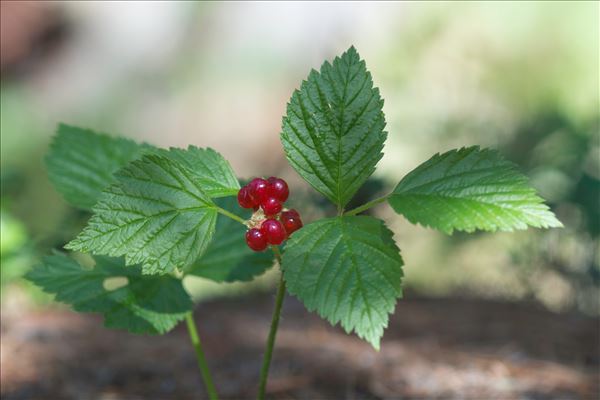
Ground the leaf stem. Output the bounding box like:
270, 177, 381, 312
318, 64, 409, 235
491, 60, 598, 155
257, 246, 286, 400
215, 206, 247, 226
343, 194, 390, 216
185, 312, 219, 400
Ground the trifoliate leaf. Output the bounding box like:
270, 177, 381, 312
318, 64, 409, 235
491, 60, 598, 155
66, 155, 218, 274
46, 124, 153, 210
156, 146, 240, 198
186, 197, 273, 282
282, 216, 403, 350
281, 46, 387, 209
389, 146, 563, 234
25, 254, 193, 334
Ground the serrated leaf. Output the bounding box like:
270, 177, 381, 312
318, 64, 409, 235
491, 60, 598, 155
46, 124, 153, 210
66, 155, 218, 274
282, 216, 403, 350
156, 146, 240, 198
389, 146, 563, 234
25, 254, 193, 334
281, 46, 387, 209
186, 197, 274, 282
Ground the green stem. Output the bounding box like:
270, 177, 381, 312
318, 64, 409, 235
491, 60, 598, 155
257, 246, 286, 400
185, 312, 219, 400
216, 206, 247, 226
343, 194, 390, 216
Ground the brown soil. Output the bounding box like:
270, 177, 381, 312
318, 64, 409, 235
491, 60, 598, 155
1, 294, 598, 399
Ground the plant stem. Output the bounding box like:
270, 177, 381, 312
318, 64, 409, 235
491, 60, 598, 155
257, 246, 286, 400
185, 312, 219, 400
343, 194, 390, 216
215, 206, 247, 226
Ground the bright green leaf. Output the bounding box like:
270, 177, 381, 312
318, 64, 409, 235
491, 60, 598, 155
282, 216, 403, 350
66, 155, 218, 274
156, 146, 240, 198
389, 146, 563, 234
281, 46, 387, 209
25, 253, 193, 334
46, 124, 153, 210
186, 197, 273, 282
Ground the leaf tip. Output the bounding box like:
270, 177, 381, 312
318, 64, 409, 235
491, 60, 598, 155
63, 240, 79, 251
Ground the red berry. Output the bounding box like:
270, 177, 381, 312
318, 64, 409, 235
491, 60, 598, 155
285, 208, 300, 219
281, 210, 303, 235
267, 177, 289, 202
261, 197, 282, 216
237, 186, 255, 209
249, 178, 270, 203
245, 228, 268, 251
260, 219, 286, 245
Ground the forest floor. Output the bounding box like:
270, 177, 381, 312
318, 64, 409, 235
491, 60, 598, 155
1, 293, 598, 400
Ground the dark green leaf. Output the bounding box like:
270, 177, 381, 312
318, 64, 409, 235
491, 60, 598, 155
281, 46, 387, 209
156, 146, 240, 198
46, 124, 153, 210
25, 253, 193, 334
282, 216, 403, 349
389, 146, 563, 234
66, 155, 218, 274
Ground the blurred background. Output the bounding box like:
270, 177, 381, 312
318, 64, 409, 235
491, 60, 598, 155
1, 2, 598, 399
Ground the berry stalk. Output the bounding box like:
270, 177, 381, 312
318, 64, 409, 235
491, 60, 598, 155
257, 246, 286, 400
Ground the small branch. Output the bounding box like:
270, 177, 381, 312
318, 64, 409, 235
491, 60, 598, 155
271, 244, 283, 263
185, 312, 219, 400
257, 246, 286, 400
215, 206, 248, 226
343, 194, 390, 216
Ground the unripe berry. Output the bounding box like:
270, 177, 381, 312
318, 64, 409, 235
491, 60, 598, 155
281, 209, 303, 235
267, 177, 289, 202
237, 186, 255, 209
261, 219, 286, 245
249, 178, 270, 203
261, 197, 282, 216
245, 228, 268, 251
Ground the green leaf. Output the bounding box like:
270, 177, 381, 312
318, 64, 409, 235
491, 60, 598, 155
156, 146, 240, 198
281, 46, 387, 209
187, 197, 273, 282
46, 124, 153, 210
66, 154, 218, 274
389, 146, 563, 234
25, 253, 193, 334
282, 216, 403, 350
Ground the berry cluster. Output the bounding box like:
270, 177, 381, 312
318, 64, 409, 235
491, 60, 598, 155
238, 177, 303, 251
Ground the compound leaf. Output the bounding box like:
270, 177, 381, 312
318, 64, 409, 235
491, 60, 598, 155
25, 254, 193, 334
157, 146, 240, 198
282, 216, 403, 350
46, 124, 153, 210
66, 154, 218, 274
186, 197, 273, 282
281, 46, 387, 209
389, 146, 563, 234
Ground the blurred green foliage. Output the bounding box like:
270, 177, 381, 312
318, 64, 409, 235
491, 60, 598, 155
374, 1, 598, 314
1, 207, 31, 283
